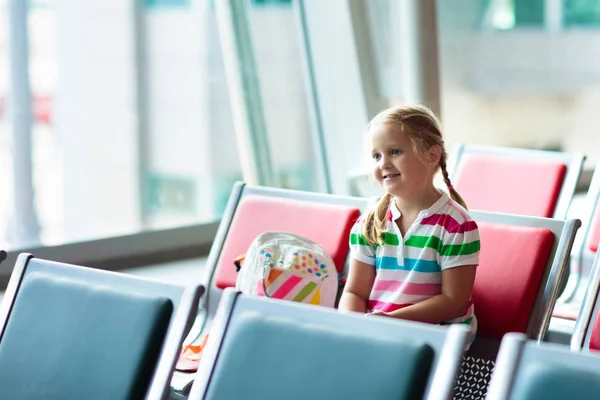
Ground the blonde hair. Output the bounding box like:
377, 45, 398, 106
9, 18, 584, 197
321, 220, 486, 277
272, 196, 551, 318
363, 104, 467, 247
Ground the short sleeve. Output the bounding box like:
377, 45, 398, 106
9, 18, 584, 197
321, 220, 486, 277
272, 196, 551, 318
439, 216, 480, 270
349, 218, 376, 265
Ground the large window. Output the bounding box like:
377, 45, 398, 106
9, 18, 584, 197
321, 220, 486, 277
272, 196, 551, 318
437, 0, 600, 167
12, 0, 600, 256
1, 0, 322, 251
245, 1, 319, 192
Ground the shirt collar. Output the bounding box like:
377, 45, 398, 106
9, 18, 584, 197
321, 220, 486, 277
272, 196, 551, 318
390, 197, 402, 220
389, 190, 450, 221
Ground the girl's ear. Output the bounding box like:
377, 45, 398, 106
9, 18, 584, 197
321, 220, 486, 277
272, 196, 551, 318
427, 145, 442, 167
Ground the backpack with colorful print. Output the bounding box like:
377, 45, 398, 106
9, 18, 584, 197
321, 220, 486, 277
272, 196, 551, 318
175, 232, 339, 374
235, 232, 338, 307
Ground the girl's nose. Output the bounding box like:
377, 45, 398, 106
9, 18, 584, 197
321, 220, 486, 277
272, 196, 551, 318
379, 156, 392, 168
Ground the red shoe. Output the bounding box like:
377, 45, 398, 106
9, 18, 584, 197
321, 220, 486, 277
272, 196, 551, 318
176, 333, 209, 372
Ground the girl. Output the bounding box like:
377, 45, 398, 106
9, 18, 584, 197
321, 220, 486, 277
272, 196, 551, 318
339, 105, 480, 332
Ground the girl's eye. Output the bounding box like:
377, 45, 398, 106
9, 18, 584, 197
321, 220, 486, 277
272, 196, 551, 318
391, 149, 402, 155
372, 153, 381, 161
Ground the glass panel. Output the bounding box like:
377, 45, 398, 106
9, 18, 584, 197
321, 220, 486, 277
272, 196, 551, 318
243, 0, 322, 192
29, 0, 59, 243
483, 0, 600, 30
0, 0, 9, 246
482, 0, 516, 30
141, 1, 241, 226
252, 0, 291, 4
514, 0, 545, 26
564, 0, 600, 27
483, 0, 545, 30
1, 0, 242, 248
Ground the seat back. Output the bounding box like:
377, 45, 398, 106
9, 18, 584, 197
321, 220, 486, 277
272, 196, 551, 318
189, 289, 470, 400
474, 223, 554, 338
583, 167, 600, 255
450, 144, 584, 219
213, 195, 361, 289
0, 254, 203, 400
172, 184, 369, 396
588, 208, 600, 253
198, 183, 367, 336
488, 333, 600, 400
454, 211, 581, 399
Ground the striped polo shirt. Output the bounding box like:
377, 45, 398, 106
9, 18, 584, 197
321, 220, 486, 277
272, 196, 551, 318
349, 192, 480, 329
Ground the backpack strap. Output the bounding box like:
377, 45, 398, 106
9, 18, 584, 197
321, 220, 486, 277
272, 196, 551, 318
338, 273, 347, 287
234, 254, 245, 272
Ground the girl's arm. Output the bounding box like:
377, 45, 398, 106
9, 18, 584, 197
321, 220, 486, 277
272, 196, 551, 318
376, 264, 476, 323
338, 258, 376, 313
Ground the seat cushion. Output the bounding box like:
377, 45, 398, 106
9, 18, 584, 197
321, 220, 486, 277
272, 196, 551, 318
512, 363, 600, 400
0, 272, 173, 400
473, 222, 554, 339
587, 206, 600, 253
214, 195, 361, 289
551, 302, 580, 321
205, 312, 433, 400
454, 154, 567, 218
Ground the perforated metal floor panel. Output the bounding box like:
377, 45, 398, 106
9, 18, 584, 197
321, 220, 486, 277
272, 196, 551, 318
453, 356, 495, 399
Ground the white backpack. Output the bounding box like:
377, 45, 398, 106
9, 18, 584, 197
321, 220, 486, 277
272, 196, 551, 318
235, 232, 339, 308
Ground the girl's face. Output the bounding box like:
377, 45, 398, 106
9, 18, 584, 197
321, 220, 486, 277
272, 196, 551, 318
369, 123, 438, 200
